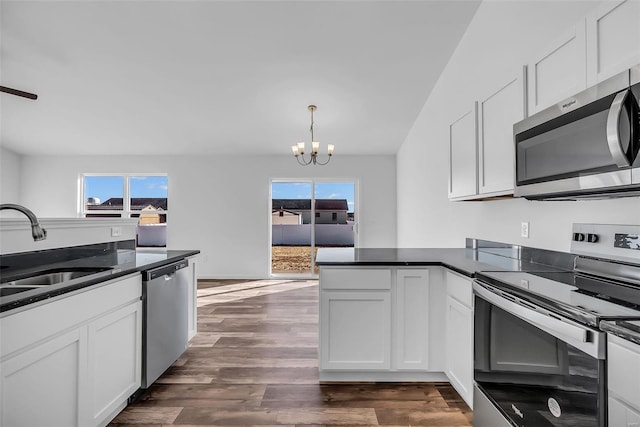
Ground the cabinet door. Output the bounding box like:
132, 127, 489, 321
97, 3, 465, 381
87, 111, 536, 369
448, 103, 478, 200
88, 301, 142, 426
609, 396, 640, 427
446, 296, 473, 408
608, 334, 640, 410
394, 269, 429, 370
587, 0, 640, 85
320, 291, 391, 370
528, 21, 587, 114
478, 69, 526, 196
1, 328, 87, 427
186, 257, 198, 340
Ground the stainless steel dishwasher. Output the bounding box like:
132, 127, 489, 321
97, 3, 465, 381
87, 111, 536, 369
141, 259, 189, 388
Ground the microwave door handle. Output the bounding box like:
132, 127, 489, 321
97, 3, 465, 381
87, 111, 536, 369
606, 90, 632, 167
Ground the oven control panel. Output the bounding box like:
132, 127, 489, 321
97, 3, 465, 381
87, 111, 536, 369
571, 224, 640, 263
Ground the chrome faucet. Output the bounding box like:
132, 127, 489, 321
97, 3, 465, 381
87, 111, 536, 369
0, 204, 47, 241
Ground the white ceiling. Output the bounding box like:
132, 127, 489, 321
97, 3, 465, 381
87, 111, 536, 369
0, 0, 480, 156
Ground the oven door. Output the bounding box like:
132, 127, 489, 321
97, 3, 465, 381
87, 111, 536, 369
473, 281, 606, 427
514, 70, 638, 199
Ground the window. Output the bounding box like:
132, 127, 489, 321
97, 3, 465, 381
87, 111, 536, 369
81, 174, 168, 247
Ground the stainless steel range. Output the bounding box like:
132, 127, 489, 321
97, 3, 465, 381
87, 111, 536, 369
473, 223, 640, 427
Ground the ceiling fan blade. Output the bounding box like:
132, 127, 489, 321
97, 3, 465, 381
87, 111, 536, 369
0, 85, 38, 100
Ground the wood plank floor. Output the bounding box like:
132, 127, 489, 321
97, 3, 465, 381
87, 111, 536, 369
110, 280, 473, 426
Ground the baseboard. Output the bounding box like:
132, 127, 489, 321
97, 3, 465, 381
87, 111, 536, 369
319, 370, 448, 382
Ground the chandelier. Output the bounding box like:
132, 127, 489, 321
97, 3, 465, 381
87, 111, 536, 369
291, 105, 334, 165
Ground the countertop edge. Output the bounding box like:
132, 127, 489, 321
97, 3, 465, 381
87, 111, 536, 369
0, 249, 200, 314
316, 260, 476, 278
601, 320, 640, 346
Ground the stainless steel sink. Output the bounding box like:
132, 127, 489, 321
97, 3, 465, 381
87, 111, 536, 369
1, 267, 113, 287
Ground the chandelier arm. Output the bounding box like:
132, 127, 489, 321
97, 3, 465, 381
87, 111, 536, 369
314, 155, 332, 166
297, 154, 312, 166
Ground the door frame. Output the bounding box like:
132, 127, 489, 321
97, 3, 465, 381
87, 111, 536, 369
269, 177, 359, 279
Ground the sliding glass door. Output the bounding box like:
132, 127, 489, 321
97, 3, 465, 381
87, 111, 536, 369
270, 179, 356, 277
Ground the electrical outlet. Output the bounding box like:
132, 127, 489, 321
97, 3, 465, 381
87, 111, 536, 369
111, 227, 122, 237
521, 222, 530, 238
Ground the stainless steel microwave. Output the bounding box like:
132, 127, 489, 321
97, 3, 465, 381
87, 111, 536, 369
513, 66, 640, 200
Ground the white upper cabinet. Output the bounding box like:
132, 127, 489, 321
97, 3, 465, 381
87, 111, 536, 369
478, 68, 527, 196
528, 21, 587, 114
586, 0, 640, 86
448, 104, 478, 200
449, 70, 526, 201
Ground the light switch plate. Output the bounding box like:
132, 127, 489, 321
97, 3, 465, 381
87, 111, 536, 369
111, 227, 122, 237
521, 222, 529, 238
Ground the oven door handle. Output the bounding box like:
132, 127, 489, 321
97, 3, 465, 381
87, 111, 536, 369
473, 281, 605, 359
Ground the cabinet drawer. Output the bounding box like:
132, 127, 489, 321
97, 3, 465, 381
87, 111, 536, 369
445, 270, 473, 308
608, 334, 640, 410
320, 268, 391, 290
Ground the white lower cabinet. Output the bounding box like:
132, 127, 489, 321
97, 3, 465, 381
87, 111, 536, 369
1, 328, 87, 427
89, 302, 142, 426
319, 267, 434, 375
608, 334, 640, 426
186, 256, 199, 340
394, 269, 429, 370
320, 290, 391, 370
609, 396, 640, 427
0, 273, 142, 427
444, 270, 474, 408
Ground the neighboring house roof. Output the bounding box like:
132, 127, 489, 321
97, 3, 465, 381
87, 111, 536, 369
272, 199, 311, 211
272, 199, 348, 211
316, 199, 348, 211
272, 209, 301, 216
87, 197, 168, 210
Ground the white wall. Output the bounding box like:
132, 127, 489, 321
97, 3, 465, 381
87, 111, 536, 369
1, 146, 22, 205
397, 0, 640, 253
18, 154, 396, 278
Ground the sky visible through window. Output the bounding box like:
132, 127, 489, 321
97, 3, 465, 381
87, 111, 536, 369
272, 182, 355, 212
85, 176, 168, 203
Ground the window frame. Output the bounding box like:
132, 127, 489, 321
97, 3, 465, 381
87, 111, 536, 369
79, 173, 168, 220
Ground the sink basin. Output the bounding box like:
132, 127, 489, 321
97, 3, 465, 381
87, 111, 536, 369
1, 267, 113, 287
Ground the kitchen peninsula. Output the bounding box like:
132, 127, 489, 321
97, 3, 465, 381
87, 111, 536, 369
315, 245, 573, 408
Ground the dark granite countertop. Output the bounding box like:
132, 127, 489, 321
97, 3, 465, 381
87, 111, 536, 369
315, 247, 568, 278
600, 320, 640, 346
0, 248, 200, 314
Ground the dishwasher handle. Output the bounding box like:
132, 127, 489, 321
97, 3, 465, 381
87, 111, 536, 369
144, 259, 188, 281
